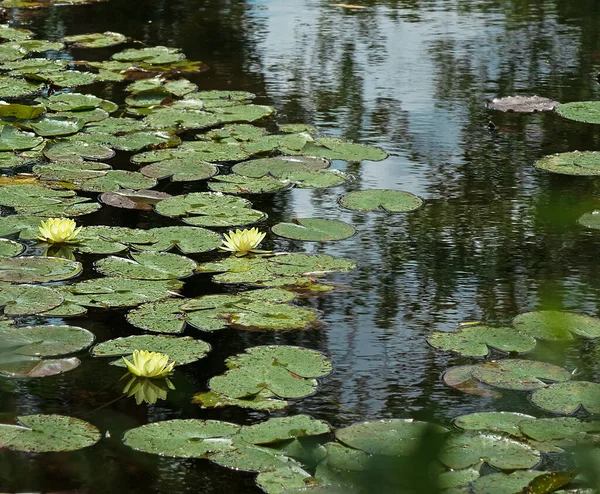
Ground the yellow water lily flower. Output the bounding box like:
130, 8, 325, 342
37, 218, 82, 244
122, 349, 175, 378
219, 227, 269, 257
122, 376, 175, 405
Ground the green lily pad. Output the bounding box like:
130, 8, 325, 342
76, 170, 157, 192
55, 108, 109, 124
578, 211, 600, 230
437, 467, 481, 491
127, 299, 186, 334
0, 25, 33, 42
112, 46, 184, 65
100, 189, 171, 211
335, 419, 448, 456
0, 284, 63, 316
84, 117, 147, 134
0, 324, 94, 357
33, 160, 112, 180
94, 251, 197, 280
232, 156, 330, 178
0, 238, 23, 257
125, 88, 173, 108
140, 158, 218, 182
41, 300, 87, 318
208, 174, 291, 194
123, 418, 239, 458
29, 116, 86, 137
75, 225, 157, 254
239, 415, 330, 445
535, 151, 600, 176
272, 219, 356, 242
155, 191, 266, 227
193, 90, 255, 102
512, 311, 600, 340
443, 365, 502, 398
40, 93, 117, 113
209, 345, 331, 400
193, 389, 288, 411
0, 125, 43, 150
255, 465, 313, 494
204, 123, 267, 141
519, 417, 600, 443
339, 189, 424, 212
470, 471, 547, 494
300, 137, 387, 162
15, 197, 101, 217
0, 214, 47, 239
0, 76, 43, 98
207, 104, 274, 124
453, 412, 536, 436
131, 141, 252, 164
531, 381, 600, 415
44, 139, 115, 161
0, 256, 82, 283
440, 432, 541, 470
0, 354, 81, 378
556, 101, 600, 124
136, 226, 222, 254
0, 102, 44, 119
93, 334, 210, 366
284, 170, 350, 188
37, 71, 98, 88
471, 359, 572, 391
58, 278, 183, 308
142, 108, 219, 130
0, 151, 36, 168
0, 414, 100, 452
210, 441, 300, 473
427, 326, 537, 357
62, 31, 127, 49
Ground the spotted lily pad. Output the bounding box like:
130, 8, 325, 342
92, 334, 210, 366
58, 278, 183, 308
0, 184, 76, 207
453, 412, 536, 436
135, 226, 222, 254
335, 419, 448, 457
94, 251, 197, 280
0, 25, 33, 42
62, 31, 127, 49
339, 189, 423, 212
209, 345, 332, 401
440, 432, 541, 470
140, 158, 218, 182
15, 196, 101, 217
255, 465, 313, 494
123, 419, 239, 458
427, 326, 537, 357
272, 219, 356, 242
239, 415, 330, 445
471, 359, 572, 391
535, 151, 600, 176
0, 324, 94, 358
0, 76, 43, 98
0, 125, 43, 150
299, 137, 387, 162
0, 102, 44, 119
40, 93, 117, 113
487, 95, 559, 112
131, 140, 252, 164
100, 189, 171, 210
155, 192, 266, 227
28, 116, 86, 137
208, 174, 291, 194
512, 311, 600, 340
556, 101, 600, 124
76, 170, 157, 192
470, 471, 548, 494
33, 161, 112, 180
193, 389, 289, 411
531, 382, 600, 415
0, 415, 101, 452
112, 46, 184, 65
519, 417, 600, 443
0, 284, 63, 316
0, 256, 82, 283
0, 238, 23, 257
231, 156, 330, 177
0, 214, 48, 239
443, 365, 502, 398
44, 139, 115, 161
0, 354, 81, 378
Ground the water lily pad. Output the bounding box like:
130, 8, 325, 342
44, 139, 115, 161
0, 76, 43, 97
127, 298, 186, 334
487, 95, 559, 112
0, 256, 82, 283
40, 93, 117, 113
0, 25, 33, 42
0, 238, 23, 257
440, 432, 541, 470
471, 359, 572, 391
76, 170, 157, 192
272, 219, 356, 242
143, 108, 219, 130
208, 104, 274, 124
94, 251, 197, 280
0, 284, 63, 316
0, 414, 100, 452
76, 225, 156, 254
41, 300, 87, 318
100, 189, 171, 210
0, 355, 80, 378
299, 137, 387, 162
33, 160, 111, 180
443, 365, 502, 398
0, 125, 43, 150
92, 334, 210, 366
535, 151, 600, 176
0, 151, 35, 168
284, 170, 350, 188
59, 278, 182, 308
137, 226, 222, 254
125, 88, 173, 108
154, 191, 266, 227
512, 311, 600, 340
427, 326, 537, 357
239, 415, 330, 445
140, 158, 218, 182
84, 117, 147, 135
519, 417, 600, 443
0, 324, 94, 358
112, 46, 185, 65
210, 441, 299, 473
556, 101, 600, 124
16, 196, 101, 217
530, 381, 600, 415
470, 471, 547, 494
0, 102, 44, 119
232, 156, 330, 178
62, 31, 127, 49
209, 345, 331, 400
0, 214, 47, 238
335, 419, 448, 456
131, 140, 252, 164
255, 465, 313, 494
208, 174, 291, 194
0, 185, 77, 207
29, 116, 86, 137
453, 412, 536, 436
55, 108, 109, 124
193, 389, 288, 411
204, 123, 266, 141
123, 418, 239, 457
339, 189, 423, 212
37, 70, 98, 88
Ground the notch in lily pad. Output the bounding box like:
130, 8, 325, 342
272, 218, 356, 242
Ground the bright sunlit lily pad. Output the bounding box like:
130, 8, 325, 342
0, 256, 82, 283
62, 31, 127, 48
272, 218, 356, 241
339, 189, 424, 212
470, 359, 572, 391
530, 381, 600, 415
0, 284, 63, 315
535, 151, 600, 175
512, 310, 600, 340
555, 101, 600, 124
94, 251, 197, 280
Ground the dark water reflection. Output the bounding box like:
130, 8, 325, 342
2, 0, 600, 492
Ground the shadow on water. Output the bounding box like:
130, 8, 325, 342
1, 0, 600, 492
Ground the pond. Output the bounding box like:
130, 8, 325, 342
0, 0, 599, 493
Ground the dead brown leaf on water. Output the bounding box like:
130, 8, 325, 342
331, 4, 367, 9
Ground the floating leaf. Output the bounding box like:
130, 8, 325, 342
339, 189, 423, 212
530, 381, 600, 415
335, 419, 447, 456
132, 140, 252, 164
0, 355, 80, 378
15, 197, 101, 217
519, 417, 600, 443
0, 185, 76, 208
0, 324, 94, 357
112, 46, 184, 65
0, 284, 63, 316
0, 125, 43, 150
136, 226, 222, 254
512, 311, 600, 340
0, 238, 23, 257
127, 298, 186, 334
37, 71, 97, 88
443, 365, 502, 398
208, 174, 291, 194
239, 415, 330, 445
193, 389, 288, 411
487, 95, 559, 112
232, 156, 330, 178
30, 115, 89, 137
0, 24, 33, 42
44, 139, 115, 161
84, 117, 147, 135
300, 137, 387, 162
255, 465, 313, 494
143, 108, 219, 130
33, 160, 111, 180
0, 76, 43, 98
453, 412, 536, 436
100, 189, 171, 210
76, 170, 157, 192
471, 359, 572, 391
209, 345, 331, 400
210, 441, 300, 473
140, 158, 218, 182
40, 93, 117, 113
535, 151, 600, 176
62, 31, 127, 49
155, 191, 266, 227
556, 101, 600, 124
0, 415, 100, 452
94, 252, 197, 280
59, 278, 182, 308
440, 432, 541, 470
427, 326, 537, 357
470, 471, 547, 494
0, 256, 82, 283
272, 219, 355, 242
0, 102, 44, 119
0, 214, 47, 239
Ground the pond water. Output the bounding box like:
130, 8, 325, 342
1, 0, 600, 492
